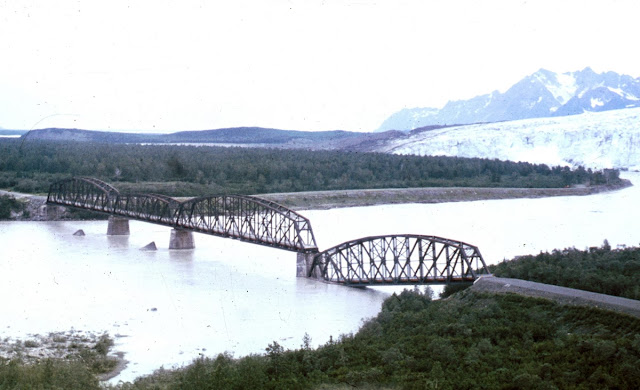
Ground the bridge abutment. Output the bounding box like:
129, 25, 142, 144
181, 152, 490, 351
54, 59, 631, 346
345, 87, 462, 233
107, 216, 130, 235
297, 252, 321, 279
169, 229, 195, 250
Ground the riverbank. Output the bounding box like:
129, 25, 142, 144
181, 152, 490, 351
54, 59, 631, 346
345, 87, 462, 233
261, 180, 632, 210
0, 331, 127, 382
0, 179, 632, 221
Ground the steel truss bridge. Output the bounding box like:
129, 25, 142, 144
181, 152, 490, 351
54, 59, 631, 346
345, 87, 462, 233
308, 234, 487, 286
47, 177, 317, 253
47, 177, 489, 285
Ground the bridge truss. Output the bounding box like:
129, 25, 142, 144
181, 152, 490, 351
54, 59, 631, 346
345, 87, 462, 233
47, 177, 318, 253
309, 234, 489, 286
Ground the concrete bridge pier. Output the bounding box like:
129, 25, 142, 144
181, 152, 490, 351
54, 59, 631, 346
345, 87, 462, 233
107, 216, 130, 235
297, 252, 321, 279
169, 229, 195, 250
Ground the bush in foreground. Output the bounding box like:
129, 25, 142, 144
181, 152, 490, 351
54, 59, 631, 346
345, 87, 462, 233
0, 358, 100, 390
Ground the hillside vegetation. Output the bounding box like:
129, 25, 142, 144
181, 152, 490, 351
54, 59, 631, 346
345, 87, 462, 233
0, 139, 619, 196
107, 289, 640, 390
489, 243, 640, 300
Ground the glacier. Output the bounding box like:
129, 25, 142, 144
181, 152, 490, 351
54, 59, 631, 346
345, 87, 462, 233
376, 107, 640, 170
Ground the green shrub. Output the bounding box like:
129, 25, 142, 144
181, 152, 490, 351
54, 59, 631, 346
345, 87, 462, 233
0, 195, 24, 219
0, 357, 100, 390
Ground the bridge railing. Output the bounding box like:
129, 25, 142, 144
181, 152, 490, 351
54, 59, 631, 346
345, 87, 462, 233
310, 234, 489, 286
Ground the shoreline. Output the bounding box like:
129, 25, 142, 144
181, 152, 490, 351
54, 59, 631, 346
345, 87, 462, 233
0, 331, 128, 383
261, 180, 632, 210
1, 179, 633, 221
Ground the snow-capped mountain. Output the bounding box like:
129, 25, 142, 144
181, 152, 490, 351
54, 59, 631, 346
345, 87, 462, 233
374, 107, 640, 170
377, 68, 640, 132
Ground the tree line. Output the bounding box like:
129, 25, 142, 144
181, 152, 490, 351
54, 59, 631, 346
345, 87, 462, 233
0, 139, 620, 196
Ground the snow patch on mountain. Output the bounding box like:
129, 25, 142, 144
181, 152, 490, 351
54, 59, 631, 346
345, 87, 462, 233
535, 70, 577, 104
591, 98, 604, 108
376, 68, 640, 132
608, 87, 640, 100
376, 107, 640, 170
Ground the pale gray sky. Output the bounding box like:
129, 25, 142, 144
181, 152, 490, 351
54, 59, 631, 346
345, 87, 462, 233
1, 0, 639, 132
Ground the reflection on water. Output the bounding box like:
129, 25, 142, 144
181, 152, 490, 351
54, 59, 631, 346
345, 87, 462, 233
107, 235, 130, 249
1, 172, 638, 382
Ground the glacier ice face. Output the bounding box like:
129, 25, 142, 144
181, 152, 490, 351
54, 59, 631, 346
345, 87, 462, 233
376, 107, 640, 170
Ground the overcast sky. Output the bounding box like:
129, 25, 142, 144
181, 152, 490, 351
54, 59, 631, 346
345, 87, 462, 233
1, 0, 639, 133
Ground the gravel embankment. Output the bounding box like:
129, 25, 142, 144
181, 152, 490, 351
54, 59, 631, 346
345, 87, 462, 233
471, 276, 640, 318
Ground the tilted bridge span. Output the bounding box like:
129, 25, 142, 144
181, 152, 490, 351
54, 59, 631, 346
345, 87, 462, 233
47, 177, 489, 286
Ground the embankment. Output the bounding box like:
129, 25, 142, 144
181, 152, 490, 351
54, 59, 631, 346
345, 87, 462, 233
261, 180, 632, 210
471, 276, 640, 318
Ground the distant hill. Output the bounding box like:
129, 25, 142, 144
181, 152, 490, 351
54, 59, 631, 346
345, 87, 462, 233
19, 126, 419, 153
377, 67, 640, 132
22, 128, 164, 143
164, 127, 363, 146
21, 127, 367, 147
0, 129, 28, 136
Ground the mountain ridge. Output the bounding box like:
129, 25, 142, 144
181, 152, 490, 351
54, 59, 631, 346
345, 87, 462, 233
377, 68, 640, 132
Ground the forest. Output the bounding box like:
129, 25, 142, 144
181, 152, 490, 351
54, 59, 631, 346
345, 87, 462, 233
0, 139, 620, 196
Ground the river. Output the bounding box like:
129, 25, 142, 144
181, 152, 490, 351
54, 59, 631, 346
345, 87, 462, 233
1, 172, 639, 383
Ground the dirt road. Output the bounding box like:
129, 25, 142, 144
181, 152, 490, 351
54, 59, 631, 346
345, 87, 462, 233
471, 276, 640, 318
